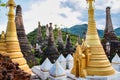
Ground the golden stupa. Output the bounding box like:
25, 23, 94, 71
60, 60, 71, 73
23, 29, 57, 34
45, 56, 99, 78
86, 0, 115, 76
0, 31, 6, 55
5, 0, 32, 74
71, 0, 115, 77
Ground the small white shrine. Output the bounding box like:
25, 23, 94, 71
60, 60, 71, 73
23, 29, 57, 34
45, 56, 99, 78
66, 54, 73, 69
49, 61, 67, 80
57, 54, 66, 69
112, 53, 120, 72
32, 58, 52, 80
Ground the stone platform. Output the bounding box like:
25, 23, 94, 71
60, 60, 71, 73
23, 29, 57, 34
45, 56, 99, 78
67, 71, 120, 80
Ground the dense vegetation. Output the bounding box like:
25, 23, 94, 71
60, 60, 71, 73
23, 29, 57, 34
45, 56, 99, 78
27, 26, 78, 46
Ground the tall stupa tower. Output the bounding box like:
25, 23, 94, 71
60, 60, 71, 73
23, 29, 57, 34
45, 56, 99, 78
86, 0, 115, 76
5, 0, 31, 74
104, 7, 117, 39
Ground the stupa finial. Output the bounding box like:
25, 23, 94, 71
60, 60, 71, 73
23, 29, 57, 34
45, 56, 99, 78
6, 0, 16, 7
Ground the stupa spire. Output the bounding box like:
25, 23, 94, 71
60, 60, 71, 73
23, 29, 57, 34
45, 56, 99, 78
45, 24, 49, 40
44, 23, 59, 63
57, 28, 64, 53
105, 7, 113, 33
5, 0, 32, 74
103, 7, 118, 40
86, 0, 115, 76
64, 35, 73, 57
36, 21, 43, 44
15, 5, 37, 66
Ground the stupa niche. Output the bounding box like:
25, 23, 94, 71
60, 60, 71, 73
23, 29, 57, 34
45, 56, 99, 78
44, 23, 59, 63
15, 5, 37, 66
86, 0, 115, 76
0, 31, 6, 55
5, 0, 32, 74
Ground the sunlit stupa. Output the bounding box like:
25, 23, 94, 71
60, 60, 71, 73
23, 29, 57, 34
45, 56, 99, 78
5, 0, 32, 74
71, 0, 115, 78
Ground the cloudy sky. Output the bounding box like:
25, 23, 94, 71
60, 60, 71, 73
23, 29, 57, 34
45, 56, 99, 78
0, 0, 120, 34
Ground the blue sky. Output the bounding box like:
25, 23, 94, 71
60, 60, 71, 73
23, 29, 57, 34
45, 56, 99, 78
0, 0, 120, 34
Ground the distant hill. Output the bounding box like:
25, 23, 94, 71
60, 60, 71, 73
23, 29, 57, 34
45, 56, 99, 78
62, 24, 104, 38
115, 27, 120, 36
27, 26, 78, 46
27, 24, 120, 45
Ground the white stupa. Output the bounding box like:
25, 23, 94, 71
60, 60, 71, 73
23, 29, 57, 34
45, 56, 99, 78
112, 53, 120, 71
32, 58, 52, 80
41, 58, 53, 71
66, 54, 73, 69
49, 61, 66, 80
57, 54, 66, 69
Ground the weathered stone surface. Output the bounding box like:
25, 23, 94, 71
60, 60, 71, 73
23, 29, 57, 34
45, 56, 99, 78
102, 7, 120, 61
0, 54, 31, 80
103, 7, 118, 41
57, 29, 64, 54
64, 34, 74, 57
36, 22, 43, 45
15, 5, 37, 67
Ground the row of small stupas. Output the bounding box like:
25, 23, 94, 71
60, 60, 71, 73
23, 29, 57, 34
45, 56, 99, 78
33, 21, 75, 63
32, 54, 73, 80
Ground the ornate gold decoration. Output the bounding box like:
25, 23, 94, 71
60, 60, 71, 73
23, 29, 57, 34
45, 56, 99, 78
0, 31, 6, 55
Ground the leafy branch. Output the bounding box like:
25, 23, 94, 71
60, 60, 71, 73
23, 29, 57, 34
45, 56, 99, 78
0, 0, 6, 7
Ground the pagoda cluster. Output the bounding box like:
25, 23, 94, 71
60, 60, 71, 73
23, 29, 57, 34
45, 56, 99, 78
33, 22, 75, 63
32, 54, 73, 80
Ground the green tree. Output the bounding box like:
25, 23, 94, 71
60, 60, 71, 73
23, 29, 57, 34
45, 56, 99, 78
0, 0, 6, 7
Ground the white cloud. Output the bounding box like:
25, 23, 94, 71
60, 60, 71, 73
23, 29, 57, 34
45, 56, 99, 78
23, 0, 84, 33
95, 0, 120, 14
96, 19, 105, 30
0, 0, 120, 34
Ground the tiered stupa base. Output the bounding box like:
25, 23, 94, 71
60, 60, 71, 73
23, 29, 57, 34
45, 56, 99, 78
68, 71, 120, 80
49, 76, 67, 80
5, 52, 32, 74
32, 66, 50, 80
